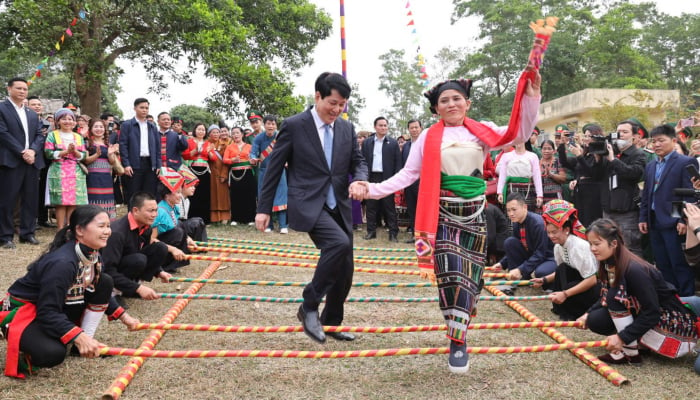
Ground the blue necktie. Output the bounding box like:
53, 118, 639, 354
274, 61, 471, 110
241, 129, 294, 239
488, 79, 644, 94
324, 124, 336, 209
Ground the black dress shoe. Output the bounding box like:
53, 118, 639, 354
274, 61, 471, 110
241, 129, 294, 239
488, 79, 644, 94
19, 235, 40, 245
297, 305, 326, 343
0, 240, 16, 249
363, 232, 376, 240
404, 238, 414, 244
388, 233, 398, 243
327, 331, 356, 341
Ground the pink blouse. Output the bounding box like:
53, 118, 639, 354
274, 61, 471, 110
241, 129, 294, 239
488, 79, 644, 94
368, 94, 541, 199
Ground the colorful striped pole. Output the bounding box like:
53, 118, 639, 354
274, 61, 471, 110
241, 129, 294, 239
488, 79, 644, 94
184, 254, 422, 276
132, 320, 583, 333
191, 244, 417, 266
157, 293, 549, 303
194, 241, 416, 260
485, 285, 629, 386
100, 341, 606, 359
102, 252, 228, 400
166, 277, 508, 287
169, 278, 434, 287
208, 236, 415, 252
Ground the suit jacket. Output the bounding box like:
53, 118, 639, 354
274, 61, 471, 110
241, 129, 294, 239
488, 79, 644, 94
119, 117, 161, 170
401, 140, 412, 167
0, 99, 45, 169
639, 151, 697, 229
362, 133, 402, 181
256, 109, 368, 232
160, 129, 189, 169
591, 145, 647, 213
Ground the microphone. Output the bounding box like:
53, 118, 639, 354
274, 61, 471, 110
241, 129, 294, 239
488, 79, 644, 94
673, 188, 700, 197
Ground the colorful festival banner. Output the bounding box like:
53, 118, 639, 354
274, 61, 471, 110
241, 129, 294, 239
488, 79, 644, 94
404, 1, 429, 86
27, 8, 88, 85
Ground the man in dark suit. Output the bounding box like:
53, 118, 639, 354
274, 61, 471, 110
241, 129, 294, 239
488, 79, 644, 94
255, 72, 368, 343
0, 77, 45, 248
361, 116, 402, 242
402, 119, 422, 242
119, 98, 161, 202
639, 124, 698, 296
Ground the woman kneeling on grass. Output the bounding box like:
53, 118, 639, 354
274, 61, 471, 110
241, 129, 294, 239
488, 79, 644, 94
1, 205, 139, 378
532, 199, 599, 321
577, 218, 699, 365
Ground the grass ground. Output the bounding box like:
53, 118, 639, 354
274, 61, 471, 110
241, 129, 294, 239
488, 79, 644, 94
0, 222, 698, 399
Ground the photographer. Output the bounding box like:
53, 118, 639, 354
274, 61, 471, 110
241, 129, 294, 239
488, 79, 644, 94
558, 124, 601, 226
590, 120, 647, 257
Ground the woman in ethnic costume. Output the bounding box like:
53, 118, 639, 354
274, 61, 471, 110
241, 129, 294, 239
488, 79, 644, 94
577, 218, 698, 364
356, 17, 559, 373
84, 118, 119, 220
206, 125, 232, 224
533, 200, 599, 320
495, 141, 543, 212
182, 123, 211, 224
538, 139, 566, 206
44, 108, 89, 229
1, 205, 138, 378
224, 126, 257, 225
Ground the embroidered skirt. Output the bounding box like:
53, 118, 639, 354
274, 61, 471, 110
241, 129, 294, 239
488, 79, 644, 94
434, 194, 486, 343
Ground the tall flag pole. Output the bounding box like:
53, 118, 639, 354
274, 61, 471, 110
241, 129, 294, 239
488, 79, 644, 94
340, 0, 349, 119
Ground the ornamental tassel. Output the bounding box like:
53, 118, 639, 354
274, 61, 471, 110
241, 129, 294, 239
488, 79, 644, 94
526, 17, 558, 72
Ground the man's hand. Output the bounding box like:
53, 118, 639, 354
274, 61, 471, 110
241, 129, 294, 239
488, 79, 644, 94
606, 143, 615, 162
135, 284, 159, 300
170, 247, 186, 261
255, 213, 270, 232
491, 262, 503, 271
158, 270, 172, 283
569, 180, 577, 191
638, 222, 648, 234
21, 149, 36, 165
507, 268, 522, 280
684, 202, 700, 233
349, 181, 369, 200
677, 222, 687, 236
576, 313, 588, 330
536, 197, 543, 208
124, 166, 134, 177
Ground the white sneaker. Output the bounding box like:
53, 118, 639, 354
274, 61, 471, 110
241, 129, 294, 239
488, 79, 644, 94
248, 222, 255, 226
264, 228, 272, 233
230, 221, 238, 226
280, 228, 288, 234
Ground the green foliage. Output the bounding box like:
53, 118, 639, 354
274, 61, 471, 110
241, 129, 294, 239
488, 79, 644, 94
169, 104, 222, 132
377, 49, 434, 134
0, 0, 331, 119
448, 0, 697, 120
346, 83, 367, 128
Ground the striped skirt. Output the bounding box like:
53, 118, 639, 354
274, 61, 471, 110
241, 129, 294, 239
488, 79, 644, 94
434, 193, 486, 343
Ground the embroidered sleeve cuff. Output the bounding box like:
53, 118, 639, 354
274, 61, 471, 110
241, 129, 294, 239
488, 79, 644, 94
107, 307, 126, 321
61, 326, 84, 344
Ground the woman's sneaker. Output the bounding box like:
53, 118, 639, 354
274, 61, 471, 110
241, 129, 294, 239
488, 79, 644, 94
448, 340, 469, 373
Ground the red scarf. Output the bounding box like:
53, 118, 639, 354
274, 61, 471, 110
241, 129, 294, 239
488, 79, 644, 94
414, 71, 535, 272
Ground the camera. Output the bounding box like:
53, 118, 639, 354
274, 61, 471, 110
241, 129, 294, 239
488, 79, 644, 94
41, 120, 50, 131
588, 133, 621, 156
108, 121, 115, 133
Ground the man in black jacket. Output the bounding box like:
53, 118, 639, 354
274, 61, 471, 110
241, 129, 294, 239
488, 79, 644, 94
361, 116, 402, 242
591, 119, 647, 257
102, 192, 170, 307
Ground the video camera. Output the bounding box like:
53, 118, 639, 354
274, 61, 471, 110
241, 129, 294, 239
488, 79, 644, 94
670, 164, 700, 218
588, 132, 620, 156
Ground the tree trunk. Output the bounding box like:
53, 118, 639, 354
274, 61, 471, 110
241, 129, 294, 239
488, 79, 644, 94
73, 63, 103, 119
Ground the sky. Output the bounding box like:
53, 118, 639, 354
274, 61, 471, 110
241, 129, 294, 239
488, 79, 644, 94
115, 0, 699, 131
